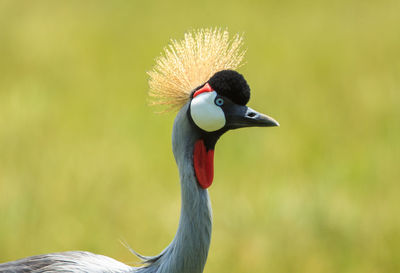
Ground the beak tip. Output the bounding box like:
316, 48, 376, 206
266, 116, 279, 127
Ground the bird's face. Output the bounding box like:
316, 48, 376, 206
189, 70, 278, 138
190, 87, 279, 133
187, 70, 278, 189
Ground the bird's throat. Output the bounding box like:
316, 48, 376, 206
193, 139, 214, 189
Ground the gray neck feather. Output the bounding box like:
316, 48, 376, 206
137, 103, 212, 273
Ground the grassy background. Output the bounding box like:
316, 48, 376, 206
1, 0, 399, 272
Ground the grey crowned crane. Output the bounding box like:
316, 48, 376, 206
0, 28, 278, 273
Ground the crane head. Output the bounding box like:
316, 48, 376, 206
149, 29, 279, 190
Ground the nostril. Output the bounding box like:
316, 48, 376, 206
247, 112, 256, 118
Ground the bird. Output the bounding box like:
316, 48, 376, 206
0, 28, 278, 273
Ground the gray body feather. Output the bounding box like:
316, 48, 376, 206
0, 252, 132, 273
0, 103, 212, 273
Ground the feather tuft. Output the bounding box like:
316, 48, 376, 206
148, 28, 246, 112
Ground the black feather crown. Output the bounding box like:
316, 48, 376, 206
208, 70, 250, 106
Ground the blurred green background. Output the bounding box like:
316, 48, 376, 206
1, 0, 399, 272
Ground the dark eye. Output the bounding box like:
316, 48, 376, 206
214, 97, 224, 106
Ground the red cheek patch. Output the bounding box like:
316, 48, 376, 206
193, 139, 214, 189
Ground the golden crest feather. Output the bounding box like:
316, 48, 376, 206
148, 28, 246, 112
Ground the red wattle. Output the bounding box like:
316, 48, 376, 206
193, 139, 214, 189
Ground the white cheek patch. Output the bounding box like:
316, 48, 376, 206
190, 91, 226, 132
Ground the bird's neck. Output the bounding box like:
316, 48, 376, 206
170, 149, 212, 273
157, 104, 212, 273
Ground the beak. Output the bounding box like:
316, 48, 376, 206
225, 105, 279, 130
